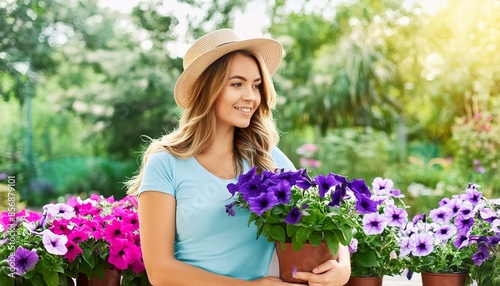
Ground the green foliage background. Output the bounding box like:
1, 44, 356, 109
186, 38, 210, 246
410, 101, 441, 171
1, 0, 499, 210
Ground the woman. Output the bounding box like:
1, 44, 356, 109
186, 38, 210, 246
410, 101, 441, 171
127, 29, 351, 285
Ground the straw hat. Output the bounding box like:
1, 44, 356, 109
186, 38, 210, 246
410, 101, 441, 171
174, 29, 283, 109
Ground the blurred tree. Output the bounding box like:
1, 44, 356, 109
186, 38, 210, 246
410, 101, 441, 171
0, 0, 59, 103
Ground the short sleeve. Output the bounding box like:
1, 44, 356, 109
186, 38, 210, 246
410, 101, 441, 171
139, 152, 175, 196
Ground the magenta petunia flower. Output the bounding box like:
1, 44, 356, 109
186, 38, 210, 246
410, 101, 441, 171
49, 218, 71, 235
105, 219, 134, 241
108, 238, 141, 270
13, 246, 39, 275
64, 240, 83, 262
42, 229, 68, 255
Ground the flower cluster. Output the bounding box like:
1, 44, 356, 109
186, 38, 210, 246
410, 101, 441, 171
225, 167, 379, 255
0, 209, 70, 285
399, 184, 499, 278
348, 177, 409, 277
0, 195, 148, 285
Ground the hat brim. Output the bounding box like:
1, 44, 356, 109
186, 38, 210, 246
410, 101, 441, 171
174, 38, 283, 109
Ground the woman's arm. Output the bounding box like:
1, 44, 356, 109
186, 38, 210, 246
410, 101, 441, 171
291, 245, 351, 286
139, 191, 301, 286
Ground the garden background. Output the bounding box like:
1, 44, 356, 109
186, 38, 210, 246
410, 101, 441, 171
1, 0, 499, 216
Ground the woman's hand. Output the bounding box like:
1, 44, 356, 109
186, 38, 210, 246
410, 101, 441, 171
252, 276, 308, 286
291, 245, 351, 286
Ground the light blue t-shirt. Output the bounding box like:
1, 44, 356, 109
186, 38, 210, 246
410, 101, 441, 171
139, 147, 295, 280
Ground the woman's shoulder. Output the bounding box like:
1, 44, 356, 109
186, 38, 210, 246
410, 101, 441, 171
146, 150, 188, 168
271, 146, 296, 171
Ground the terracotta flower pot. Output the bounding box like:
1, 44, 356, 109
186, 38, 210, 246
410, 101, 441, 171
275, 241, 336, 284
76, 269, 121, 286
344, 276, 383, 286
421, 272, 468, 286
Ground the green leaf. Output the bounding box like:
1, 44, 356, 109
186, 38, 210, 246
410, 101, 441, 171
82, 247, 95, 268
334, 226, 352, 245
0, 273, 15, 286
295, 227, 313, 244
42, 269, 59, 286
269, 225, 286, 242
286, 224, 300, 237
308, 231, 322, 246
354, 250, 378, 268
247, 212, 258, 226
324, 231, 340, 256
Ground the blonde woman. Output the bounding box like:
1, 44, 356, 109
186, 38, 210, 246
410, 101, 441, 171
127, 29, 351, 286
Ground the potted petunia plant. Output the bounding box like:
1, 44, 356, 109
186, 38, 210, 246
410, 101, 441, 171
399, 184, 491, 285
346, 177, 409, 286
0, 194, 149, 286
225, 167, 379, 283
0, 209, 73, 285
54, 194, 148, 286
466, 191, 500, 286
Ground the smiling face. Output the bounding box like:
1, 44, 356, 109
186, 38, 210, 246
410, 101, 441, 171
213, 53, 262, 130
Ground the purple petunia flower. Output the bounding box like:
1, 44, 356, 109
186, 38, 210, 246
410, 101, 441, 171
384, 205, 408, 227
433, 224, 456, 241
454, 230, 471, 249
479, 207, 497, 223
363, 212, 388, 235
13, 246, 39, 275
372, 177, 394, 195
225, 202, 236, 216
429, 207, 453, 224
349, 178, 372, 198
239, 176, 267, 201
315, 173, 338, 198
411, 233, 434, 256
412, 213, 426, 224
284, 207, 303, 224
438, 197, 450, 207
465, 186, 482, 205
457, 200, 475, 219
455, 215, 474, 234
42, 229, 68, 255
399, 236, 413, 257
355, 194, 378, 214
491, 219, 500, 233
44, 203, 75, 220
270, 180, 292, 204
348, 238, 358, 253
472, 246, 491, 266
248, 192, 278, 216
444, 198, 461, 216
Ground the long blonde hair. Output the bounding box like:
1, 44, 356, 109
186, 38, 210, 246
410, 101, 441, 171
126, 50, 280, 195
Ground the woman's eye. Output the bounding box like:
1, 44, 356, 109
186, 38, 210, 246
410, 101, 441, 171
252, 84, 261, 89
232, 83, 242, 87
